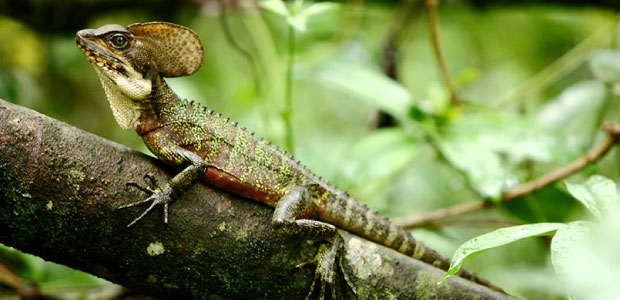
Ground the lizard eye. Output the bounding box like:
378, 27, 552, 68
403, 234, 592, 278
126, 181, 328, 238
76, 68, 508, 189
110, 34, 129, 49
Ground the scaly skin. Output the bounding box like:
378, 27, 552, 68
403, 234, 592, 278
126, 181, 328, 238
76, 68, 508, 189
75, 21, 505, 297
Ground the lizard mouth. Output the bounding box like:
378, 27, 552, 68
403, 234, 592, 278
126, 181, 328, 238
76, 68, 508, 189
75, 31, 128, 78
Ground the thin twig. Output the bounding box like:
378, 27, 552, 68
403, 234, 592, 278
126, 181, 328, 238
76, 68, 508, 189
377, 0, 423, 128
381, 0, 420, 79
217, 0, 261, 96
426, 0, 459, 106
283, 24, 296, 152
495, 22, 613, 108
395, 122, 620, 230
413, 218, 522, 230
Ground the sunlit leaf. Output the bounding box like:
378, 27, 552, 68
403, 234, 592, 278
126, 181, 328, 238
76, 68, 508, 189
298, 2, 339, 19
549, 207, 620, 299
287, 16, 307, 32
453, 67, 482, 88
535, 81, 606, 145
442, 223, 565, 281
334, 128, 422, 189
291, 2, 339, 32
258, 0, 290, 17
550, 220, 591, 299
436, 111, 564, 198
313, 60, 413, 121
565, 175, 618, 220
437, 130, 510, 198
260, 0, 339, 33
589, 50, 620, 83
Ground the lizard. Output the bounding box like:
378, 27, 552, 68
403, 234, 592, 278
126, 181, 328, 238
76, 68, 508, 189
75, 21, 505, 298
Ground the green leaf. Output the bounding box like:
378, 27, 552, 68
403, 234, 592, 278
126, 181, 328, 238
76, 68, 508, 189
290, 2, 339, 32
258, 0, 290, 17
442, 223, 565, 282
334, 128, 422, 190
550, 220, 591, 299
260, 0, 339, 33
313, 60, 413, 121
549, 211, 620, 299
437, 130, 510, 198
504, 185, 577, 224
287, 16, 307, 32
436, 111, 564, 198
565, 175, 618, 220
453, 67, 482, 88
589, 50, 620, 83
296, 2, 339, 20
535, 81, 606, 143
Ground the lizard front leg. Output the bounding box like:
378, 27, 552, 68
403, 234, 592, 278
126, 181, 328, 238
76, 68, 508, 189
273, 185, 344, 300
119, 148, 207, 227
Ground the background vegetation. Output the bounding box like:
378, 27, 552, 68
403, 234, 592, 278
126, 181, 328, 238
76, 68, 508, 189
1, 0, 620, 299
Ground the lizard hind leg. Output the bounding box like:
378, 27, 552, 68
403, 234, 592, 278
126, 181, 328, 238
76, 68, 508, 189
303, 236, 342, 300
272, 185, 337, 238
272, 185, 342, 299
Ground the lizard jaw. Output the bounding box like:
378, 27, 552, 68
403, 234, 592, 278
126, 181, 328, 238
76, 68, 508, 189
76, 28, 152, 130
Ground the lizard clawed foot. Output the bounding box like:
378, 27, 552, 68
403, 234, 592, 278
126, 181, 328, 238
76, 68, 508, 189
119, 174, 172, 227
125, 174, 159, 194
297, 238, 341, 300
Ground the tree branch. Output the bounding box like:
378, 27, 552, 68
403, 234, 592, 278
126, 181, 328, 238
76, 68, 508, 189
0, 99, 512, 299
396, 122, 620, 229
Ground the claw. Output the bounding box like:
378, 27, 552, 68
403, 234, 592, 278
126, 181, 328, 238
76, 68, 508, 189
125, 174, 158, 194
302, 240, 340, 300
123, 196, 165, 227
143, 174, 159, 186
118, 174, 170, 227
125, 182, 153, 194
116, 196, 156, 209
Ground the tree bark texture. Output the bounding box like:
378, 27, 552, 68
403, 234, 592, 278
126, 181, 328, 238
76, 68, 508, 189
0, 99, 512, 299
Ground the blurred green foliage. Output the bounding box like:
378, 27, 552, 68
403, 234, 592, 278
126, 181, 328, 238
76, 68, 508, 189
446, 175, 620, 299
1, 1, 619, 298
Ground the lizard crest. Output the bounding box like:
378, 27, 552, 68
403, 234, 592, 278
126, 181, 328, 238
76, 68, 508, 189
76, 22, 204, 129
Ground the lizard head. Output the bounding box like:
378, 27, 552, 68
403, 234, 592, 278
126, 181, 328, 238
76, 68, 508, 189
76, 22, 204, 129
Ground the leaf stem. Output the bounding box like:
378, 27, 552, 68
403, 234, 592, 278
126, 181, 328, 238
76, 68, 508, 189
426, 0, 459, 106
283, 23, 295, 152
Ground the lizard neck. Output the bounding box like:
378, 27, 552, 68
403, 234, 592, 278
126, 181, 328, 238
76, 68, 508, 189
136, 75, 181, 136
